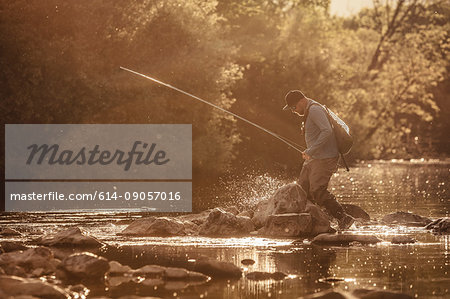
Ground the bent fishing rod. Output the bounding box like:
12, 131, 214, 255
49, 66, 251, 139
119, 66, 305, 154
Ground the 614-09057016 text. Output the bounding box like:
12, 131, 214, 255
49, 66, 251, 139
9, 191, 183, 201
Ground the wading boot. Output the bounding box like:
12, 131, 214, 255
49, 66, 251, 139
338, 214, 355, 230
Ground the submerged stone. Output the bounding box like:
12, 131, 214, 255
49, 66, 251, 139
312, 233, 382, 245
192, 258, 242, 278
246, 271, 287, 280
381, 211, 431, 226
241, 259, 255, 266
352, 288, 413, 298
391, 236, 416, 244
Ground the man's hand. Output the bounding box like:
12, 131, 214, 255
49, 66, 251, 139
302, 151, 311, 161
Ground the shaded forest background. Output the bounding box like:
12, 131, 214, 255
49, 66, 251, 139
1, 0, 449, 180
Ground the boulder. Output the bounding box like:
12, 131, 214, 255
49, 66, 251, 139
391, 236, 416, 244
241, 259, 255, 266
246, 271, 286, 280
37, 227, 102, 247
192, 258, 242, 278
0, 241, 28, 252
198, 208, 254, 236
312, 233, 382, 245
60, 252, 109, 281
252, 183, 308, 228
0, 247, 57, 277
108, 260, 132, 275
425, 217, 450, 234
260, 213, 312, 237
176, 210, 211, 225
381, 211, 431, 226
305, 202, 332, 235
0, 275, 69, 299
342, 204, 370, 221
0, 227, 22, 236
238, 210, 254, 218
120, 217, 197, 236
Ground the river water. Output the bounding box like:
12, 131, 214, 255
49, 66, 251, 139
1, 161, 449, 298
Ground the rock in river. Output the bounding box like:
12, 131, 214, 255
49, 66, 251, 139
391, 236, 416, 244
0, 246, 58, 277
198, 208, 254, 236
0, 227, 22, 236
259, 213, 312, 237
252, 183, 307, 228
192, 258, 242, 278
120, 216, 197, 236
312, 233, 382, 245
59, 252, 109, 281
36, 227, 103, 247
0, 275, 70, 299
382, 211, 431, 226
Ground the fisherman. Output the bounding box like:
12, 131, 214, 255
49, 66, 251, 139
283, 90, 355, 229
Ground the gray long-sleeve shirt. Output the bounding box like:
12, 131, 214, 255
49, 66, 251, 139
303, 99, 339, 160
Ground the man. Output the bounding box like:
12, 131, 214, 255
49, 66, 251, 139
283, 90, 355, 229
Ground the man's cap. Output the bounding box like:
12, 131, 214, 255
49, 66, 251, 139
282, 90, 306, 111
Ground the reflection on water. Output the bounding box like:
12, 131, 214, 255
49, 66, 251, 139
1, 161, 449, 298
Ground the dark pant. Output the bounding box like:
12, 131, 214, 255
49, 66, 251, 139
298, 157, 346, 220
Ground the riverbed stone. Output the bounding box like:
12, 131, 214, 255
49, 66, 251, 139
0, 240, 28, 252
425, 217, 450, 234
252, 183, 308, 229
342, 204, 370, 221
198, 208, 254, 236
108, 260, 132, 274
301, 289, 353, 298
381, 211, 431, 226
305, 202, 332, 235
391, 236, 416, 244
0, 227, 22, 236
37, 227, 103, 247
0, 275, 69, 298
312, 233, 382, 245
0, 246, 56, 277
192, 258, 242, 278
260, 213, 312, 237
60, 252, 109, 281
120, 217, 197, 236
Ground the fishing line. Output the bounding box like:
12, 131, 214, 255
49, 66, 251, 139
119, 66, 306, 153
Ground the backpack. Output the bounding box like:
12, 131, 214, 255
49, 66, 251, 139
305, 103, 353, 171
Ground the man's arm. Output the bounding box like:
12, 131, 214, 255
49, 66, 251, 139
304, 106, 333, 158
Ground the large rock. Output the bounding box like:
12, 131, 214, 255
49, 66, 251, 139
0, 275, 69, 299
252, 183, 307, 228
0, 241, 28, 252
37, 227, 102, 247
59, 252, 109, 281
305, 202, 332, 235
120, 217, 197, 236
259, 213, 312, 237
342, 204, 370, 221
192, 258, 242, 278
312, 233, 382, 245
381, 211, 431, 226
0, 247, 57, 277
425, 217, 450, 234
198, 208, 254, 236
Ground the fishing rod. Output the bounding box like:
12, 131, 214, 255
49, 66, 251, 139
119, 66, 306, 153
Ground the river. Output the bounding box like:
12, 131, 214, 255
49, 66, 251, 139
1, 160, 449, 298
